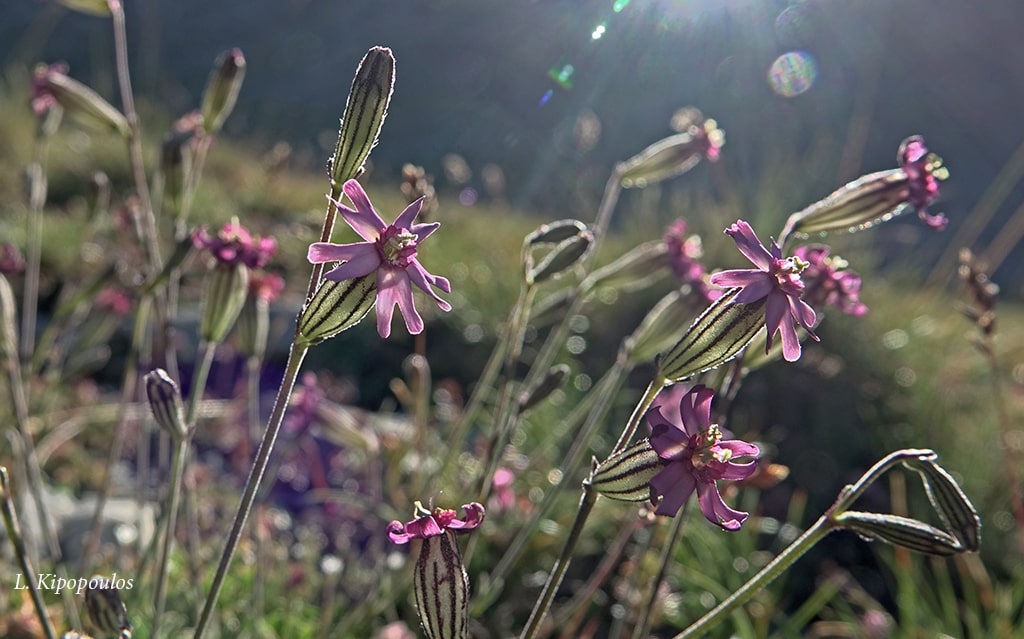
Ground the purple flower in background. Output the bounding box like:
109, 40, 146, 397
647, 385, 759, 530
387, 502, 485, 543
283, 372, 323, 436
664, 219, 718, 302
193, 222, 277, 268
710, 220, 818, 361
249, 270, 285, 303
95, 288, 132, 315
0, 244, 25, 276
30, 62, 68, 117
793, 245, 867, 316
899, 136, 947, 231
307, 179, 451, 338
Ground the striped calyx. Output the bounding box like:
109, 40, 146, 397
330, 47, 395, 185
199, 262, 249, 344
585, 440, 663, 503
414, 530, 470, 639
85, 576, 133, 637
296, 272, 376, 346
658, 287, 767, 382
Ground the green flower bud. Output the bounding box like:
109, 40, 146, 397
34, 64, 129, 137
200, 49, 246, 135
834, 511, 963, 557
524, 222, 594, 285
297, 273, 376, 346
581, 240, 669, 296
518, 363, 570, 411
84, 574, 134, 637
144, 369, 188, 441
625, 289, 695, 366
199, 263, 249, 344
330, 47, 395, 186
903, 457, 981, 552
619, 118, 724, 189
524, 219, 588, 246
413, 531, 470, 639
584, 440, 662, 502
657, 287, 767, 383
160, 133, 189, 218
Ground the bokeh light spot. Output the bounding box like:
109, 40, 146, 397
459, 187, 478, 206
548, 64, 575, 90
768, 51, 817, 97
539, 88, 553, 107
613, 0, 631, 12
592, 23, 606, 40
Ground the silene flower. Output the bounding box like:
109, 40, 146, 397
193, 221, 277, 268
648, 385, 759, 530
388, 502, 484, 639
308, 179, 451, 338
899, 135, 948, 231
663, 219, 718, 302
792, 245, 867, 316
710, 220, 818, 362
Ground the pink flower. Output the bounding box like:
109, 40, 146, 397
249, 271, 285, 303
792, 245, 867, 316
647, 385, 759, 530
710, 220, 818, 361
899, 136, 947, 231
387, 502, 485, 544
307, 179, 451, 338
193, 222, 276, 268
31, 62, 68, 117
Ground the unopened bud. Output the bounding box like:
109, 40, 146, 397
144, 369, 188, 440
525, 219, 588, 246
903, 456, 981, 552
85, 574, 133, 637
330, 47, 395, 186
199, 262, 249, 344
297, 273, 376, 346
581, 240, 669, 295
657, 287, 767, 383
835, 511, 963, 556
160, 133, 190, 218
585, 441, 662, 502
200, 49, 246, 135
34, 64, 128, 137
619, 118, 724, 188
413, 531, 470, 639
518, 364, 570, 411
625, 289, 693, 365
525, 229, 594, 285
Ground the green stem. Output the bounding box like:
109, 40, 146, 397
185, 341, 218, 428
611, 378, 664, 455
193, 340, 309, 638
673, 448, 935, 638
151, 436, 189, 638
246, 355, 266, 617
633, 509, 687, 639
0, 467, 58, 639
519, 488, 598, 639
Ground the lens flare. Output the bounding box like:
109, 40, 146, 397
768, 51, 817, 97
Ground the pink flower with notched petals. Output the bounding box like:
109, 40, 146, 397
386, 502, 485, 543
899, 136, 947, 231
307, 179, 451, 338
193, 222, 277, 268
647, 385, 759, 530
793, 245, 867, 316
710, 220, 818, 362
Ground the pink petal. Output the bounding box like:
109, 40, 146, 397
308, 241, 374, 264
376, 268, 423, 336
394, 197, 425, 229
680, 385, 713, 432
406, 260, 452, 311
719, 459, 759, 481
724, 221, 773, 271
650, 464, 696, 516
696, 482, 748, 531
338, 180, 388, 240
322, 249, 382, 281
764, 292, 788, 353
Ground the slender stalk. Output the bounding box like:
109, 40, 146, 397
193, 340, 309, 638
611, 378, 663, 455
632, 509, 687, 639
21, 160, 46, 364
0, 467, 58, 639
673, 449, 935, 638
246, 356, 266, 616
151, 436, 189, 637
519, 488, 598, 639
980, 340, 1024, 555
109, 0, 161, 271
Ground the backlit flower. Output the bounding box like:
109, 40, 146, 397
308, 179, 451, 338
664, 219, 717, 302
710, 220, 818, 361
386, 502, 485, 544
647, 385, 759, 529
899, 136, 947, 231
792, 245, 867, 316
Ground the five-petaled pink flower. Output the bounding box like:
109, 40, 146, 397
307, 179, 451, 338
647, 385, 759, 530
387, 502, 485, 543
792, 245, 867, 316
710, 220, 818, 362
899, 136, 947, 231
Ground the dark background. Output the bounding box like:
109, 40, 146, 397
6, 0, 1024, 290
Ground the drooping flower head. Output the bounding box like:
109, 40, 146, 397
647, 385, 759, 530
307, 179, 451, 338
663, 219, 718, 302
387, 502, 485, 544
899, 136, 948, 231
193, 222, 277, 268
710, 220, 818, 361
792, 245, 867, 316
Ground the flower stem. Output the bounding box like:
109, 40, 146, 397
246, 355, 266, 616
0, 467, 58, 639
151, 436, 189, 638
673, 448, 936, 638
632, 508, 687, 639
193, 339, 309, 638
519, 487, 598, 639
611, 377, 664, 455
